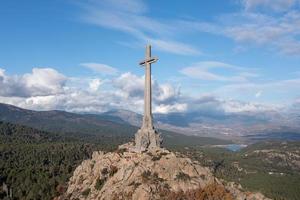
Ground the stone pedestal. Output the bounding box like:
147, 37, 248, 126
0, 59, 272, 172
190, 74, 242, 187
135, 128, 162, 152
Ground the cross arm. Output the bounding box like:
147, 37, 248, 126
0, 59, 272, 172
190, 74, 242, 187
139, 57, 158, 66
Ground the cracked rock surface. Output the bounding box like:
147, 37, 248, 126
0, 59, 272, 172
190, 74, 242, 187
59, 143, 271, 200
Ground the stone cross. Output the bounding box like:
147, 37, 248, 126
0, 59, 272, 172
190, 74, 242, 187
135, 45, 162, 152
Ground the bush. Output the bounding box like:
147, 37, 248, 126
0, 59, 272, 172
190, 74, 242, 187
115, 148, 126, 154
151, 155, 162, 161
101, 168, 108, 175
175, 172, 191, 182
81, 188, 90, 197
141, 171, 164, 184
109, 165, 118, 177
95, 178, 106, 190
141, 170, 152, 182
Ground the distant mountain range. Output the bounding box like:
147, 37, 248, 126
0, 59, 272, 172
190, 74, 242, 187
1, 103, 299, 142
0, 103, 134, 137
100, 108, 300, 140
0, 103, 230, 146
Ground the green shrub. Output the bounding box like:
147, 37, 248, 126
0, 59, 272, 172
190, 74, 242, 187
151, 155, 162, 161
81, 188, 90, 197
141, 170, 152, 182
176, 172, 191, 182
95, 178, 106, 190
101, 168, 108, 175
109, 165, 118, 177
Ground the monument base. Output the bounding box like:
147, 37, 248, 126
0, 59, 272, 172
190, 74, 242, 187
134, 127, 162, 152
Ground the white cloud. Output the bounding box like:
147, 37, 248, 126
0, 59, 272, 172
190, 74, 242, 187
177, 7, 300, 55
153, 103, 187, 114
100, 0, 147, 14
0, 68, 66, 97
23, 68, 66, 95
78, 0, 200, 55
147, 38, 201, 56
220, 99, 275, 113
0, 67, 186, 114
81, 63, 118, 75
255, 90, 262, 98
75, 0, 300, 56
89, 79, 102, 91
242, 0, 299, 12
155, 83, 180, 103
213, 78, 300, 102
112, 72, 144, 99
180, 61, 257, 82
0, 67, 295, 117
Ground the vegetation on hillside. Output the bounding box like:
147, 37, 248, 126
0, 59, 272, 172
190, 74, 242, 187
0, 121, 229, 200
177, 141, 300, 200
1, 118, 299, 200
0, 121, 130, 199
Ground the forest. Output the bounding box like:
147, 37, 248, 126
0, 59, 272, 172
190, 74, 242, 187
179, 141, 300, 200
0, 121, 130, 199
1, 120, 300, 200
0, 120, 229, 200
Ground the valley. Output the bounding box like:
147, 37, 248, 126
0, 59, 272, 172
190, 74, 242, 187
0, 104, 300, 199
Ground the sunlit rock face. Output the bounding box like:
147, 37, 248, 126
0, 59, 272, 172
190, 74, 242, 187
58, 143, 270, 200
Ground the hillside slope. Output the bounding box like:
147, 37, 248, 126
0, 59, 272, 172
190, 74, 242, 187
0, 103, 135, 136
0, 119, 230, 200
0, 103, 231, 147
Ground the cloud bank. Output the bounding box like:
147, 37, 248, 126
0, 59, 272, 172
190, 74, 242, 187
0, 67, 282, 116
0, 68, 66, 97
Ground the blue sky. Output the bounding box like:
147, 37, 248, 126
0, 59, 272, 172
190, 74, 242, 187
0, 0, 300, 114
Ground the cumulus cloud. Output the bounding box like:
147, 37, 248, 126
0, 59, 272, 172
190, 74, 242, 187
153, 103, 187, 114
0, 67, 285, 116
0, 68, 66, 97
89, 79, 102, 91
113, 72, 144, 99
0, 68, 182, 114
155, 83, 180, 103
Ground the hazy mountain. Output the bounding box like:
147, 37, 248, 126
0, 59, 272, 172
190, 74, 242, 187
1, 103, 299, 141
101, 109, 142, 127
0, 103, 230, 146
0, 103, 136, 137
100, 108, 300, 139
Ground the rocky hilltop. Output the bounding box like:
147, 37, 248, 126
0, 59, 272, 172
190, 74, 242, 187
59, 143, 270, 200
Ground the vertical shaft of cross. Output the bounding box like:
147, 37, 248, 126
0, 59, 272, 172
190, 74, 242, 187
135, 44, 162, 152
143, 45, 153, 129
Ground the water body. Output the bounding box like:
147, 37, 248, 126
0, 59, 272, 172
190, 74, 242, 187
211, 144, 247, 152
224, 144, 247, 152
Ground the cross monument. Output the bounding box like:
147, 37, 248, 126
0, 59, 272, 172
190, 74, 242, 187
135, 45, 162, 152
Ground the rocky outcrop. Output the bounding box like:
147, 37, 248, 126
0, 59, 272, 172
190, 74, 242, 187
59, 143, 271, 200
